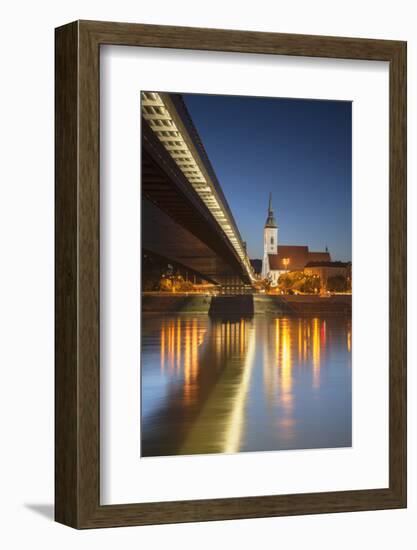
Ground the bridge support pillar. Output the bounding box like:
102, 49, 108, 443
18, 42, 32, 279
217, 275, 253, 295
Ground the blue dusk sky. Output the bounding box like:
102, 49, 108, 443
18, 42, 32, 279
182, 93, 352, 262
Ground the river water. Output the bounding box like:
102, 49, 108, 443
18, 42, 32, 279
141, 313, 351, 457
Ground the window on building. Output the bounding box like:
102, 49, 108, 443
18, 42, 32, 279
270, 237, 274, 245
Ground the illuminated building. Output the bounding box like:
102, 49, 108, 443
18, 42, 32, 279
261, 194, 331, 286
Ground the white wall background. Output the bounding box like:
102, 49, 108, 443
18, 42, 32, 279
0, 0, 415, 548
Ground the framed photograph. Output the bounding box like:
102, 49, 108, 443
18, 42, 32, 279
55, 20, 406, 528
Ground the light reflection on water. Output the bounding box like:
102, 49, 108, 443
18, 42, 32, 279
141, 314, 351, 457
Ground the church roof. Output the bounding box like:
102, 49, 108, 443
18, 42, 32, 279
308, 251, 332, 263
278, 245, 309, 255
268, 245, 331, 271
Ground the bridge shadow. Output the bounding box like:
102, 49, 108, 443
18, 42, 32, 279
208, 295, 254, 319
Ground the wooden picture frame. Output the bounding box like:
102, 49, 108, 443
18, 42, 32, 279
55, 20, 407, 528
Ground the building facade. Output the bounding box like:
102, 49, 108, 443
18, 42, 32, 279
304, 261, 351, 291
262, 195, 331, 286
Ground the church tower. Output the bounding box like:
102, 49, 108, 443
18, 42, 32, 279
262, 193, 278, 278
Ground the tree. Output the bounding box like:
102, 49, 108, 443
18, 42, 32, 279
178, 279, 194, 292
278, 271, 321, 294
300, 274, 321, 293
159, 271, 196, 292
159, 276, 173, 292
278, 271, 301, 292
327, 274, 348, 292
256, 276, 273, 293
142, 278, 159, 291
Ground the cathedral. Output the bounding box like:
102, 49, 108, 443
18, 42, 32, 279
262, 194, 331, 285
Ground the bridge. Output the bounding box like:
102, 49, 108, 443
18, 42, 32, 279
141, 91, 255, 292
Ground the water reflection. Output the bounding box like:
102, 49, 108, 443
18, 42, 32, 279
141, 314, 351, 457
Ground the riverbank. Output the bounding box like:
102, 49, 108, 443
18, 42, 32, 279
280, 294, 351, 315
142, 293, 351, 316
142, 294, 212, 313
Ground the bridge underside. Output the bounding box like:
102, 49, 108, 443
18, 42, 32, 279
143, 199, 246, 290
142, 122, 252, 288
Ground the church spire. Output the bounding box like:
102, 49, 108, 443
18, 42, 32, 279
265, 193, 277, 228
